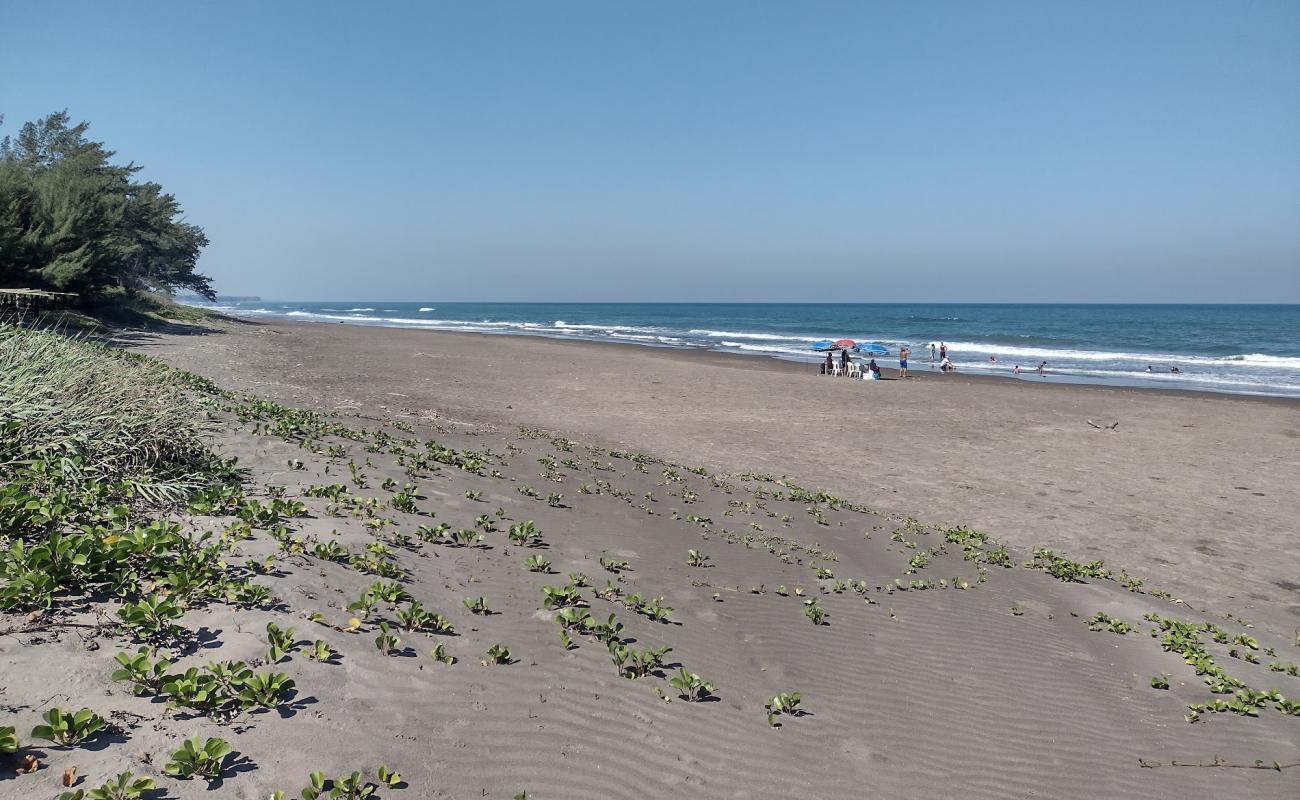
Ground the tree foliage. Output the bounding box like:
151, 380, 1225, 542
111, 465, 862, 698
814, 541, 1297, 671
0, 111, 214, 300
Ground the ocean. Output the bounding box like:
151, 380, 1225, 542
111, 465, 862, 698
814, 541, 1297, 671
190, 301, 1300, 399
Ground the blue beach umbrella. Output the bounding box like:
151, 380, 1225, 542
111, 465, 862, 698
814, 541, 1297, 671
809, 339, 836, 352
853, 342, 890, 356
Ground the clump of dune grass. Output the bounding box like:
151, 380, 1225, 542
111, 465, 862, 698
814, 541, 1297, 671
0, 321, 219, 503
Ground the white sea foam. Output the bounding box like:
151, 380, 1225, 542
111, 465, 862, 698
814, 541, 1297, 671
553, 320, 663, 335
941, 341, 1300, 370
719, 341, 820, 357
689, 329, 820, 342
418, 307, 435, 312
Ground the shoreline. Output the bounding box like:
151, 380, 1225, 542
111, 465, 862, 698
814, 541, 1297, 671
139, 317, 1300, 634
200, 305, 1300, 402
308, 318, 1300, 408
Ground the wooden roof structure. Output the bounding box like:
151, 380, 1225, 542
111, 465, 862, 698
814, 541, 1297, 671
0, 288, 79, 311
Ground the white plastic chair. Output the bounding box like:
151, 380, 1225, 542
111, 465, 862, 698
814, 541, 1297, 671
831, 364, 842, 377
848, 364, 861, 379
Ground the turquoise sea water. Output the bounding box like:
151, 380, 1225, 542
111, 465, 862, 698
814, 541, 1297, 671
194, 301, 1300, 398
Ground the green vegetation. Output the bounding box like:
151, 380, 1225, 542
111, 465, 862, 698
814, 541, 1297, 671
803, 598, 829, 626
59, 771, 155, 800
164, 736, 234, 779
0, 112, 213, 301
524, 554, 552, 572
485, 643, 513, 664
669, 668, 715, 701
1025, 548, 1110, 582
31, 706, 106, 745
765, 691, 803, 727
1086, 611, 1134, 634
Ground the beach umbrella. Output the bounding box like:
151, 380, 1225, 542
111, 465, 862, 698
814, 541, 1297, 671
810, 339, 836, 352
832, 338, 856, 349
853, 342, 890, 356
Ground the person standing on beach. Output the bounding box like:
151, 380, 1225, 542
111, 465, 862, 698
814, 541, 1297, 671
939, 342, 947, 361
929, 343, 936, 362
823, 352, 833, 375
1037, 361, 1047, 376
840, 347, 849, 375
899, 345, 911, 378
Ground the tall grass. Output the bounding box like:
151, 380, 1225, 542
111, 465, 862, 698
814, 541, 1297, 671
0, 322, 217, 503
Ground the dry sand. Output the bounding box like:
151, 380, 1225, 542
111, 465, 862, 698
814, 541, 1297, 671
3, 317, 1296, 800
140, 318, 1300, 634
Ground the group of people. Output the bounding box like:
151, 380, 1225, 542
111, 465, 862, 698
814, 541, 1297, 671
821, 349, 882, 379
928, 342, 955, 373
822, 341, 1189, 382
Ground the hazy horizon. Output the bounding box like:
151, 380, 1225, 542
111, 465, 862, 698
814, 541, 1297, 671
5, 1, 1298, 303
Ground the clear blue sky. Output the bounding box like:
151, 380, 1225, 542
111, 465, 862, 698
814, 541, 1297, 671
3, 1, 1298, 302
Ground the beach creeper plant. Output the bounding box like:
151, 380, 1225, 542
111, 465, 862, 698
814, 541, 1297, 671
238, 671, 295, 710
508, 521, 543, 546
396, 600, 433, 631
417, 522, 452, 543
463, 595, 491, 615
765, 692, 803, 727
164, 736, 233, 780
669, 668, 715, 702
31, 707, 106, 746
623, 645, 672, 679
59, 771, 156, 800
803, 598, 828, 625
454, 528, 484, 547
642, 596, 673, 623
111, 647, 173, 695
307, 639, 336, 662
266, 621, 297, 662
485, 644, 513, 664
117, 592, 184, 641
0, 726, 18, 754
374, 622, 401, 655
524, 554, 552, 572
600, 555, 631, 573
542, 584, 583, 609
1086, 611, 1134, 634
686, 549, 710, 567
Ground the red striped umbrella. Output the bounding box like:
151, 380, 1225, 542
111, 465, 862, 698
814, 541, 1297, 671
832, 338, 856, 349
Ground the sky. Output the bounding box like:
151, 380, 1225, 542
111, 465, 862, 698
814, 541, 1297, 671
2, 1, 1298, 303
